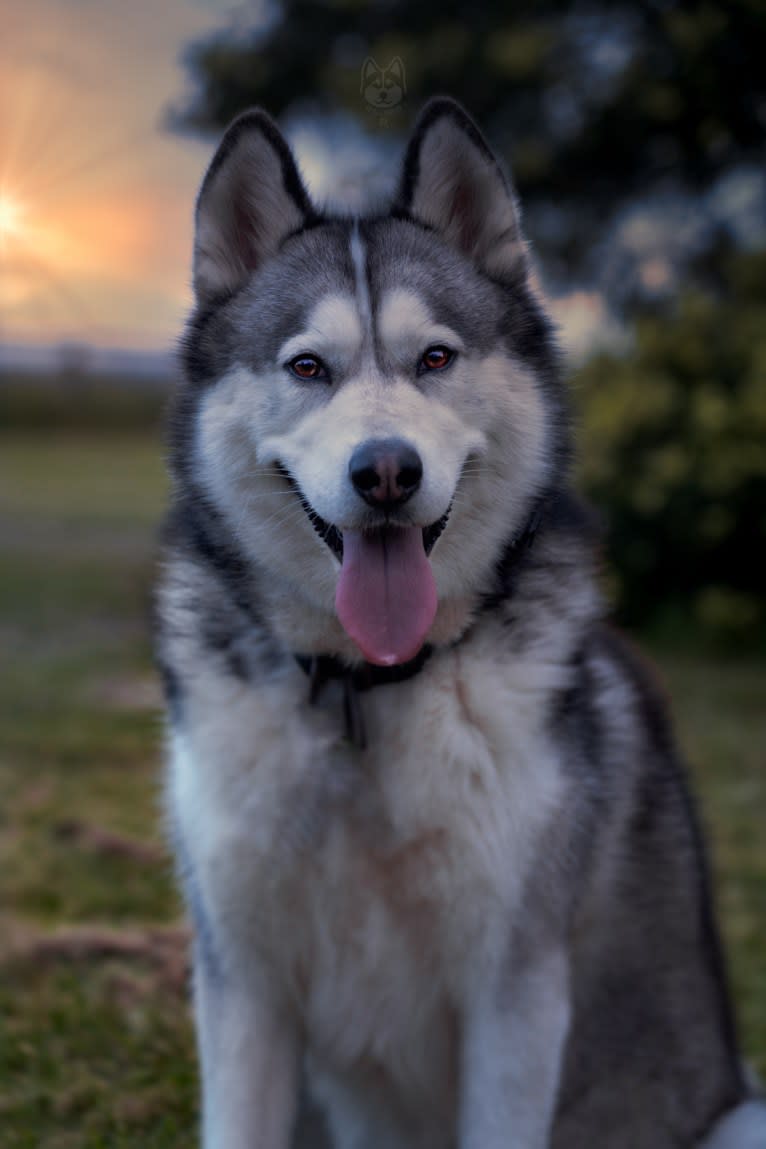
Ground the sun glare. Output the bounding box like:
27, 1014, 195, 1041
0, 192, 26, 244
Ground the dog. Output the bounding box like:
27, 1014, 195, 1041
154, 98, 766, 1148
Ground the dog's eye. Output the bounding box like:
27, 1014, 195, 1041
287, 354, 328, 382
419, 346, 454, 374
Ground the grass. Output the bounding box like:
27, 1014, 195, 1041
0, 427, 763, 1145
0, 430, 195, 1147
661, 656, 766, 1072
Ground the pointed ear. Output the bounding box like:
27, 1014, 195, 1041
388, 57, 406, 91
193, 110, 315, 304
395, 98, 527, 281
361, 57, 380, 91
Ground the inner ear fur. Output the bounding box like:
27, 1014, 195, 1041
193, 109, 316, 304
395, 98, 528, 281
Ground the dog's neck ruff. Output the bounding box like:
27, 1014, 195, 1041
295, 498, 547, 749
294, 646, 433, 750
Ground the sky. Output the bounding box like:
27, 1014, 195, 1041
0, 0, 617, 360
0, 0, 267, 351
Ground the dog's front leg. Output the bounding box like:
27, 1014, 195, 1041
458, 947, 570, 1149
195, 957, 301, 1149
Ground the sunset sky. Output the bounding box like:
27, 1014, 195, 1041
0, 0, 272, 351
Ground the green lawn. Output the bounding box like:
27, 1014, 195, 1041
0, 429, 763, 1146
0, 432, 196, 1148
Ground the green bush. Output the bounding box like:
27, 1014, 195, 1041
575, 250, 766, 646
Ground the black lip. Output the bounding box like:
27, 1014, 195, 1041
275, 463, 451, 560
423, 507, 451, 554
276, 464, 343, 560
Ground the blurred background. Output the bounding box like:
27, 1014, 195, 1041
1, 1, 764, 1144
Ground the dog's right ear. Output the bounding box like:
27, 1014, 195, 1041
395, 98, 527, 282
193, 110, 315, 305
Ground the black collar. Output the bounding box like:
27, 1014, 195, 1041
295, 646, 433, 697
294, 496, 548, 749
294, 646, 433, 750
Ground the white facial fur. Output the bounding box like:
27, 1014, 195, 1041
194, 214, 551, 657
260, 285, 481, 532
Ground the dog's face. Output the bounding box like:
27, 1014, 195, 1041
179, 102, 562, 665
361, 57, 406, 110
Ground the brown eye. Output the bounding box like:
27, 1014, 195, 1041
419, 345, 454, 374
287, 354, 328, 381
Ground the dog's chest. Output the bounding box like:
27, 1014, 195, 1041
277, 656, 564, 1079
174, 644, 566, 1073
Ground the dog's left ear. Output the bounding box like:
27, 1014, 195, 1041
395, 98, 527, 281
361, 57, 381, 91
387, 57, 406, 91
193, 109, 315, 304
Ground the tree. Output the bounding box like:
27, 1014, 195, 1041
575, 249, 766, 643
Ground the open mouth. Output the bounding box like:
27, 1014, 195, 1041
275, 463, 451, 560
275, 462, 449, 665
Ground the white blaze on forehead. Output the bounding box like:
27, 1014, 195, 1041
378, 289, 465, 356
350, 223, 373, 338
278, 293, 363, 364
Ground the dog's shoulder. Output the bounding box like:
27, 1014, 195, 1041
154, 497, 289, 713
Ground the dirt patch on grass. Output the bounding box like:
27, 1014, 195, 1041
83, 672, 163, 711
53, 818, 166, 865
1, 918, 190, 997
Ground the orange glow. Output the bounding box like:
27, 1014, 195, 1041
0, 191, 26, 245
0, 0, 231, 349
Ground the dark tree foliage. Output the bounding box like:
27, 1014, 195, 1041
576, 249, 766, 644
172, 0, 766, 279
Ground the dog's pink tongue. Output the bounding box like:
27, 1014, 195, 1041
335, 527, 437, 666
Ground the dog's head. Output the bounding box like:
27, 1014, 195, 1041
176, 99, 566, 665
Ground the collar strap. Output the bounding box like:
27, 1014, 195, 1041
295, 646, 433, 750
295, 645, 433, 696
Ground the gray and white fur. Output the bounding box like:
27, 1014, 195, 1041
154, 99, 765, 1148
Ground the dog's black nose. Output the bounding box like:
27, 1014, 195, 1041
349, 439, 423, 510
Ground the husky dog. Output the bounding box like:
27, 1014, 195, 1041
155, 99, 765, 1148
